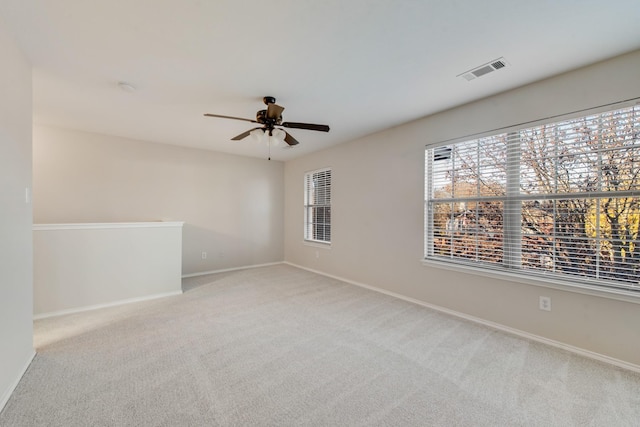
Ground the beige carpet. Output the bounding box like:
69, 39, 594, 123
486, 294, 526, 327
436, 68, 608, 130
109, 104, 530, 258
1, 264, 639, 426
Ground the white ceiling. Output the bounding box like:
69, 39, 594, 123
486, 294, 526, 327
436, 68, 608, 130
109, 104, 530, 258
1, 1, 640, 161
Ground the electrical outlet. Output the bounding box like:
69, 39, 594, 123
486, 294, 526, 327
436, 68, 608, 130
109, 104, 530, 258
539, 296, 551, 311
201, 251, 207, 260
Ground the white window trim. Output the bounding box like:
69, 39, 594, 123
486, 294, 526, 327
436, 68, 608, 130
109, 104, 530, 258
423, 98, 640, 302
304, 167, 332, 244
421, 258, 640, 305
303, 240, 332, 248
425, 97, 640, 150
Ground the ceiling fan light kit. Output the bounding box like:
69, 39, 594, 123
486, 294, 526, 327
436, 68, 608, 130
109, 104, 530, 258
249, 128, 264, 142
204, 96, 329, 159
249, 128, 287, 146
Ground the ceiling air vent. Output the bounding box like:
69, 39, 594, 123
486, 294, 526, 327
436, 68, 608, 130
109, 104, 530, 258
458, 57, 508, 81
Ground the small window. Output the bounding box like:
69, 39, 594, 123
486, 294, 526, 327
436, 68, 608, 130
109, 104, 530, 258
304, 168, 331, 243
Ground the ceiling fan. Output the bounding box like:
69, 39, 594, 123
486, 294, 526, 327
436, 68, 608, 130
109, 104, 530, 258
204, 96, 330, 149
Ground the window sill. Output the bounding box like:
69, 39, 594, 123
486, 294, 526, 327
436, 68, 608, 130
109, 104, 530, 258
304, 240, 331, 249
421, 258, 640, 305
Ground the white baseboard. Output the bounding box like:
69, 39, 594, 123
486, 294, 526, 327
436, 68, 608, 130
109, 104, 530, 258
284, 262, 640, 375
33, 290, 183, 320
34, 262, 286, 319
1, 350, 35, 413
181, 261, 284, 278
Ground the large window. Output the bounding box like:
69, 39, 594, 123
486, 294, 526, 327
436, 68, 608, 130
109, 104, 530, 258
425, 104, 640, 293
305, 168, 331, 243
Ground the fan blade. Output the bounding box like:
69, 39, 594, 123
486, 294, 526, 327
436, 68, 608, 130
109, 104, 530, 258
231, 127, 262, 141
266, 103, 285, 120
281, 122, 330, 132
283, 131, 300, 146
204, 113, 259, 124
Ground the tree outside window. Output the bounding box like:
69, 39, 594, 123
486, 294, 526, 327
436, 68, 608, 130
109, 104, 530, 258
426, 105, 640, 291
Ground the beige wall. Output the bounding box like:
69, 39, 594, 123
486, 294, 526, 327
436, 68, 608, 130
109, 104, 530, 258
284, 50, 640, 366
33, 126, 284, 275
34, 223, 184, 317
0, 23, 33, 408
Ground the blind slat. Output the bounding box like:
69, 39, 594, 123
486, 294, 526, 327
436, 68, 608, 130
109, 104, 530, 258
425, 104, 640, 292
304, 168, 332, 243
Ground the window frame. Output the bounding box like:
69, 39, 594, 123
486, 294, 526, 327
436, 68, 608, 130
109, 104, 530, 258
304, 167, 332, 245
423, 100, 640, 303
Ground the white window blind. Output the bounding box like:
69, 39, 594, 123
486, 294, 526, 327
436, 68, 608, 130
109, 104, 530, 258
305, 168, 331, 243
425, 104, 640, 293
